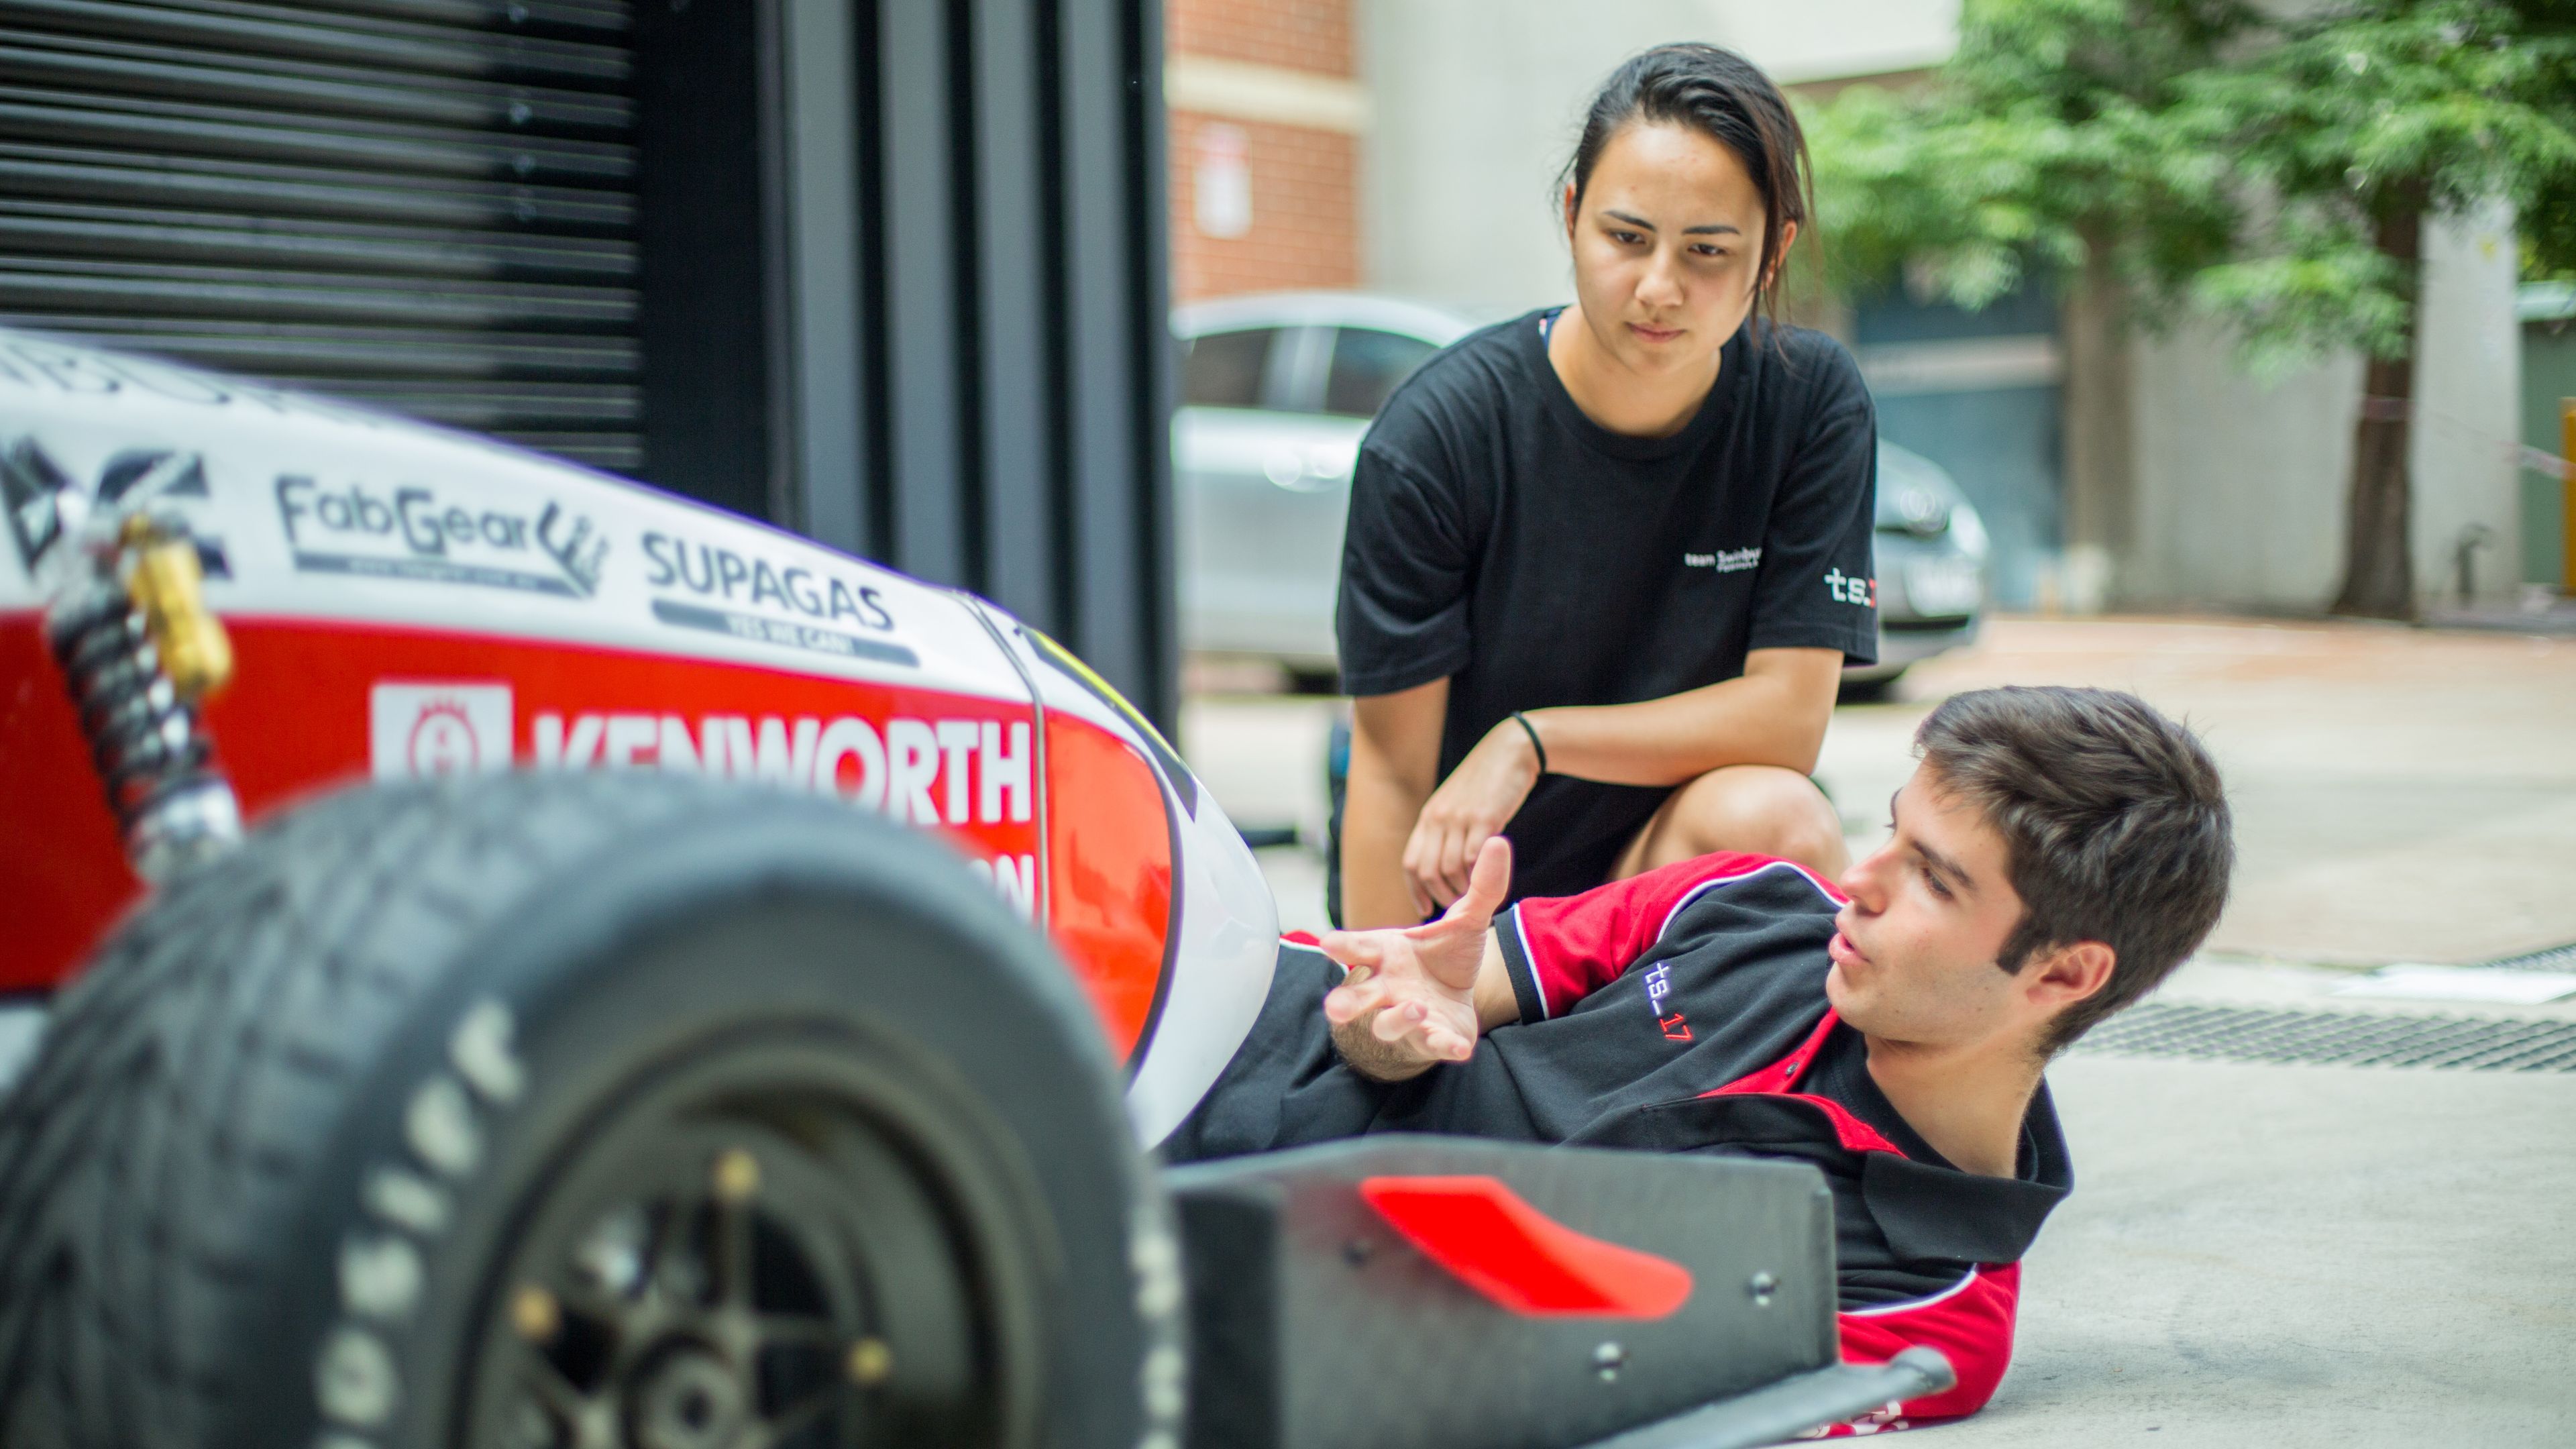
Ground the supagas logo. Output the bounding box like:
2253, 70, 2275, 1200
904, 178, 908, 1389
641, 531, 916, 667
275, 475, 606, 597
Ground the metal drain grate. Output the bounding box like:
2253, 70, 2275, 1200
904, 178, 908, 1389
2075, 1002, 2576, 1071
2481, 942, 2576, 973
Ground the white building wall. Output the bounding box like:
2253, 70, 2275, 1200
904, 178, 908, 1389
2127, 330, 2358, 608
2123, 207, 2522, 610
2407, 205, 2524, 606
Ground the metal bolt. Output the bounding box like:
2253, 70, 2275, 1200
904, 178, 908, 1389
847, 1337, 893, 1386
511, 1283, 561, 1342
1341, 1238, 1373, 1267
1748, 1271, 1778, 1307
712, 1148, 761, 1203
1592, 1341, 1625, 1383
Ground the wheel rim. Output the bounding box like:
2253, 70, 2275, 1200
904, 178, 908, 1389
460, 1038, 1042, 1449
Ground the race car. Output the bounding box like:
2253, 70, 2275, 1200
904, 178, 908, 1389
0, 327, 1946, 1449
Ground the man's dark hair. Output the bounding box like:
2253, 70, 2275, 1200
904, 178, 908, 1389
1560, 43, 1814, 319
1915, 686, 2234, 1056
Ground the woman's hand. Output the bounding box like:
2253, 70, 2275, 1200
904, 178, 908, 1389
1401, 715, 1543, 912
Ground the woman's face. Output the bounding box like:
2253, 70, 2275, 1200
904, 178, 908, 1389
1562, 120, 1786, 377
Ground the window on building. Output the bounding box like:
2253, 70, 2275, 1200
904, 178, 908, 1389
1323, 327, 1440, 418
1180, 327, 1281, 408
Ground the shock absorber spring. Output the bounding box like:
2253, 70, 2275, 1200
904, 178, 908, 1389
45, 513, 241, 881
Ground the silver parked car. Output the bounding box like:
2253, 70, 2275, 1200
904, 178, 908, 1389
1173, 291, 1988, 694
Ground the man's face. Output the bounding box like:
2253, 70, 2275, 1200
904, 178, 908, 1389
1827, 766, 2047, 1051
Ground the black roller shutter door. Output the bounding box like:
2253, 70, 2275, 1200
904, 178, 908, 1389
0, 0, 643, 474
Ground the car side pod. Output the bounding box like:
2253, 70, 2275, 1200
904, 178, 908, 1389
1165, 1136, 1951, 1449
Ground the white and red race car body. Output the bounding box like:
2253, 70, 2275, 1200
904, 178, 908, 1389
0, 325, 1278, 1146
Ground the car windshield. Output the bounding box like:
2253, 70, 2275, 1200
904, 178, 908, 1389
1323, 327, 1440, 418
1181, 327, 1279, 409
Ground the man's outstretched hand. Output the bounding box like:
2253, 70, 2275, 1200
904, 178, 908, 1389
1320, 836, 1512, 1081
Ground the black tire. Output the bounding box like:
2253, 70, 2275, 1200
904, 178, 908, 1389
0, 771, 1183, 1449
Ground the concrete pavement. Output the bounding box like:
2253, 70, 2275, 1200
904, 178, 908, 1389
1177, 614, 2576, 1444
1951, 1054, 2576, 1445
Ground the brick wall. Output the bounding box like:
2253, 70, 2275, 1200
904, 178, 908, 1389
1166, 0, 1358, 303
1169, 113, 1358, 301
1167, 0, 1352, 76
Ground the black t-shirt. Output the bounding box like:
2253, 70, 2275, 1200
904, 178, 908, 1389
1336, 309, 1879, 902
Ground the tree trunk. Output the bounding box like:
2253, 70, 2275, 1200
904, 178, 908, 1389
2330, 204, 2423, 621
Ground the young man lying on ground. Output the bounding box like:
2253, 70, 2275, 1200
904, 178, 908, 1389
1165, 685, 2234, 1433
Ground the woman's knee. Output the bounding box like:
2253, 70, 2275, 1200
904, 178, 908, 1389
1674, 766, 1847, 873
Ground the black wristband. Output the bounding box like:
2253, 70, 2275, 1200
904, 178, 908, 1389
1511, 710, 1548, 775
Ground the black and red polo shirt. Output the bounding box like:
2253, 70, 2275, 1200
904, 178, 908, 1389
1165, 852, 2074, 1432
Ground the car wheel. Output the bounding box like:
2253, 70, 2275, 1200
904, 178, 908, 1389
0, 771, 1182, 1449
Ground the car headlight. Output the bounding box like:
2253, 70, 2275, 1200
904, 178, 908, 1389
1947, 496, 1990, 561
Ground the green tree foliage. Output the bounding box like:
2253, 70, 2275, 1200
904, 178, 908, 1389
1802, 0, 2576, 616
1806, 0, 2248, 313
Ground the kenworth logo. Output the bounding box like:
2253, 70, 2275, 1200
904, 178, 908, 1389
275, 476, 607, 598
368, 688, 1038, 917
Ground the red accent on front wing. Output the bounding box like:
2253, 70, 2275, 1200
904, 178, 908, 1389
0, 613, 1175, 1066
1358, 1175, 1695, 1319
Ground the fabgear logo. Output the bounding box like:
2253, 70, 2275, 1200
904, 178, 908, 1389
275, 475, 606, 598
1824, 567, 1876, 608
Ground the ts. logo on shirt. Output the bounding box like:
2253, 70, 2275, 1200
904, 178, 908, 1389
1642, 963, 1693, 1042
1825, 567, 1876, 608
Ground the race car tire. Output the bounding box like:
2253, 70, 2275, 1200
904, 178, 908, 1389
0, 770, 1183, 1449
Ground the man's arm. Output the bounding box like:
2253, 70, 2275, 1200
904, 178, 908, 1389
1404, 647, 1841, 906
1342, 678, 1450, 926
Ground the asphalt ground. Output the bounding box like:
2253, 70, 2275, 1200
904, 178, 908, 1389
1177, 614, 2576, 1446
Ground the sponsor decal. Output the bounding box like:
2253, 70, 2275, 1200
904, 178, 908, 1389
1683, 547, 1762, 573
364, 684, 1036, 916
640, 532, 910, 663
1824, 566, 1877, 608
2, 440, 228, 576
535, 708, 1034, 917
275, 475, 606, 598
0, 336, 384, 426
371, 684, 513, 780
651, 598, 917, 667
